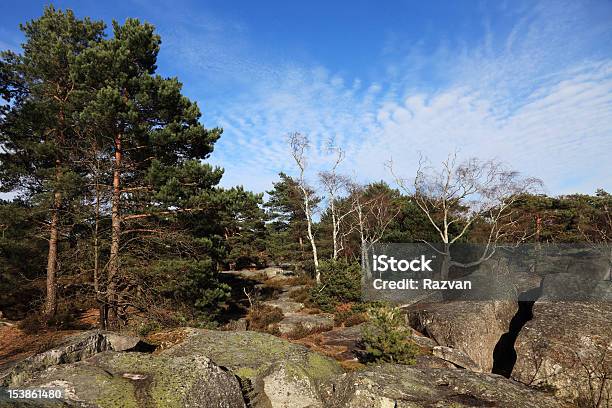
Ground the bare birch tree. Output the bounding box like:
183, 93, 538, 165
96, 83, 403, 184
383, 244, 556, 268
389, 153, 541, 279
319, 145, 353, 259
289, 132, 320, 282
349, 182, 400, 274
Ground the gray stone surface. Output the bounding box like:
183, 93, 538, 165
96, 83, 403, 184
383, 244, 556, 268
406, 300, 517, 372
15, 351, 246, 408
163, 328, 342, 408
325, 364, 570, 408
276, 313, 334, 335
512, 301, 612, 405
1, 331, 150, 388
432, 345, 482, 372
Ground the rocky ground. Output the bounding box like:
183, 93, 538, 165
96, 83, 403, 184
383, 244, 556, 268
1, 329, 573, 408
0, 266, 609, 407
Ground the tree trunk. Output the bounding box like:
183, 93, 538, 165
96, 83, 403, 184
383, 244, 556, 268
44, 105, 67, 321
331, 200, 338, 260
440, 243, 451, 280
43, 171, 61, 320
92, 153, 105, 329
362, 241, 371, 279
307, 213, 320, 283
107, 133, 122, 326
303, 194, 319, 283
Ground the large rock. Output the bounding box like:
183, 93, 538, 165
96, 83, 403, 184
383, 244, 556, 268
294, 324, 365, 362
261, 299, 304, 314
432, 346, 481, 372
162, 328, 342, 408
512, 301, 612, 406
10, 351, 246, 408
325, 364, 570, 408
407, 300, 517, 372
1, 331, 153, 387
276, 313, 334, 335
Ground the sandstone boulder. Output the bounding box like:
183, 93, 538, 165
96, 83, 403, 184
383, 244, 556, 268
1, 331, 154, 388
512, 301, 612, 406
407, 300, 517, 372
276, 313, 334, 335
163, 328, 342, 408
11, 351, 246, 408
325, 364, 570, 408
432, 345, 482, 372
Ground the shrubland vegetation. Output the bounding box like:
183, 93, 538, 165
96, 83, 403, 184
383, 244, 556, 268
362, 304, 420, 365
1, 7, 610, 343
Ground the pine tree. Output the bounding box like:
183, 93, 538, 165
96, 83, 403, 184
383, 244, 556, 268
265, 172, 319, 269
76, 19, 223, 326
0, 7, 105, 319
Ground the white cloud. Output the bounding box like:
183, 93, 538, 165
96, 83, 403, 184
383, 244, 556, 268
161, 0, 612, 195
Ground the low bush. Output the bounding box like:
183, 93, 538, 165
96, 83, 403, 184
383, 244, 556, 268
137, 321, 161, 337
245, 304, 284, 333
333, 303, 369, 327
18, 313, 44, 334
284, 322, 332, 339
361, 305, 418, 365
288, 286, 310, 303
309, 259, 362, 312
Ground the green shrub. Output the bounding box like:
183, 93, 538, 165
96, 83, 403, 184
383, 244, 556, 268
362, 305, 418, 365
309, 259, 362, 312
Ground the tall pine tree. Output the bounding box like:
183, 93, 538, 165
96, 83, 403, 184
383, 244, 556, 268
76, 19, 223, 326
0, 7, 105, 319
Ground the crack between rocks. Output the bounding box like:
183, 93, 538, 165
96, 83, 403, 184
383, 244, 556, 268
491, 285, 543, 378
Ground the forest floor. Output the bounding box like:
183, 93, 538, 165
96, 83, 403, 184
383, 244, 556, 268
0, 310, 98, 369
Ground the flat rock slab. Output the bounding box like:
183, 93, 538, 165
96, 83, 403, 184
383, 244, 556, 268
326, 364, 571, 408
262, 299, 304, 314
163, 329, 342, 408
1, 331, 152, 388
276, 313, 335, 335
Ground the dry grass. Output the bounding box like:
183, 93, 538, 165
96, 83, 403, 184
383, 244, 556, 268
146, 328, 190, 354
263, 274, 314, 289
245, 304, 284, 332
283, 322, 333, 340
0, 324, 80, 367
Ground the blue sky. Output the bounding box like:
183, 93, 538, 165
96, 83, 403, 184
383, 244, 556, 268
2, 0, 612, 196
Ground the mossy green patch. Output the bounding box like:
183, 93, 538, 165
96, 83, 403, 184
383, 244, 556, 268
305, 353, 342, 381
235, 367, 259, 379
164, 329, 342, 384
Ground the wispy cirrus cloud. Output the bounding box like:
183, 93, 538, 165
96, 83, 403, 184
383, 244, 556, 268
168, 0, 611, 195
